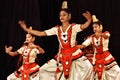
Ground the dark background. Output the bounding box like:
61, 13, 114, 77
0, 0, 120, 80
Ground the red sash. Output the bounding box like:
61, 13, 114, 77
92, 36, 103, 54
61, 46, 78, 78
92, 36, 104, 79
57, 23, 83, 78
20, 63, 39, 80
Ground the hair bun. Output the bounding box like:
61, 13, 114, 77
92, 15, 99, 22
62, 1, 68, 9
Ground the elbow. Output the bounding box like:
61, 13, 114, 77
41, 50, 45, 54
39, 48, 45, 54
9, 54, 16, 56
11, 52, 18, 56
10, 54, 16, 56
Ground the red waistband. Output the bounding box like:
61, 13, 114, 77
61, 46, 78, 55
96, 51, 110, 59
23, 63, 38, 69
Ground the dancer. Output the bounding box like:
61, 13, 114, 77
5, 27, 45, 80
19, 1, 94, 80
77, 15, 120, 80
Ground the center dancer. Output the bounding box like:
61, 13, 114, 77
19, 1, 94, 80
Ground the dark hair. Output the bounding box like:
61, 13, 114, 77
27, 33, 35, 38
60, 8, 71, 14
93, 21, 102, 26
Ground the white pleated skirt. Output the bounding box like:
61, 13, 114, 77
94, 65, 120, 80
39, 56, 94, 80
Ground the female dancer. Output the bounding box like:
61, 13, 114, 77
77, 15, 120, 80
18, 1, 94, 80
5, 29, 45, 80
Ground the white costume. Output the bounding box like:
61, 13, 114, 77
39, 23, 94, 80
7, 45, 41, 80
82, 31, 120, 80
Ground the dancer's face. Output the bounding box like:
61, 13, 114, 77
25, 34, 34, 43
92, 24, 101, 33
59, 10, 70, 23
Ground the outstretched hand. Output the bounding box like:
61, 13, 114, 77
82, 11, 92, 22
18, 20, 28, 32
5, 46, 13, 54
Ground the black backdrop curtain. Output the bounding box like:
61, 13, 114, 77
0, 0, 120, 79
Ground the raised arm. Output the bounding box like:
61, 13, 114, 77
29, 44, 45, 54
36, 46, 45, 54
5, 46, 19, 56
80, 11, 92, 30
77, 44, 86, 49
101, 31, 110, 39
18, 20, 47, 37
77, 36, 92, 49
